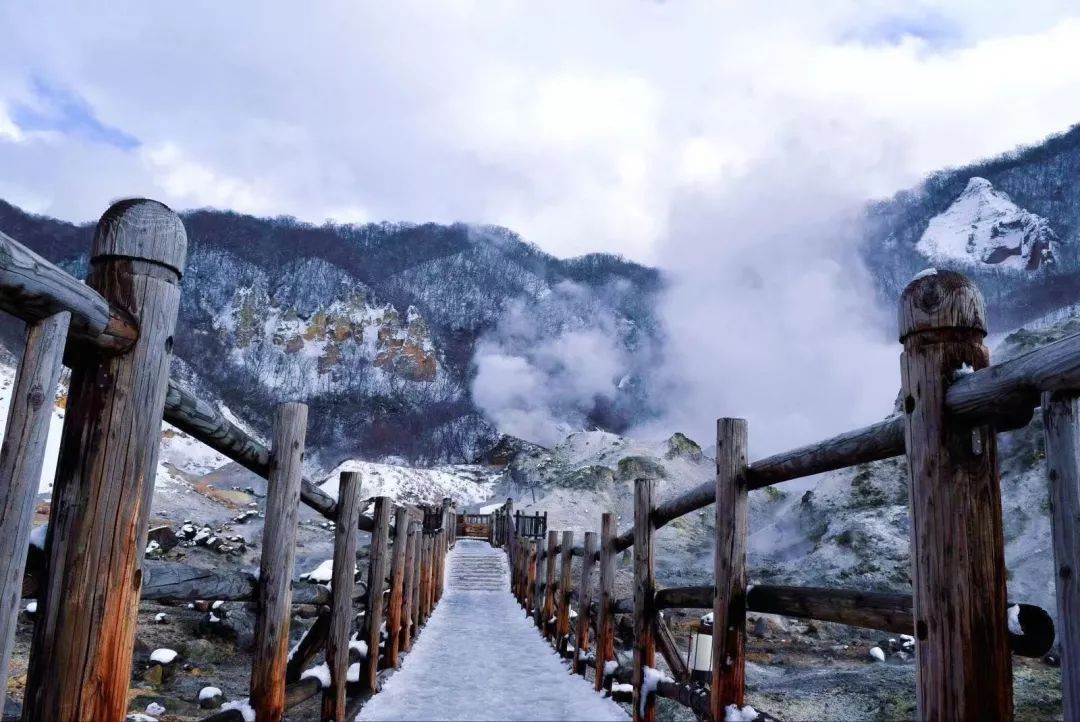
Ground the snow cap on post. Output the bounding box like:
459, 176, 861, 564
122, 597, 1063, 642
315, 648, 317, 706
898, 270, 985, 342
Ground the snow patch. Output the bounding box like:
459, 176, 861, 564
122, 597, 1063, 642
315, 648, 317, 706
301, 662, 332, 688
869, 646, 886, 662
199, 686, 222, 701
220, 700, 255, 722
1008, 604, 1023, 635
149, 648, 178, 665
725, 704, 760, 722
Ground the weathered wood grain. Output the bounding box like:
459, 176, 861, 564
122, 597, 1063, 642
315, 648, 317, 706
251, 402, 307, 722
399, 521, 420, 653
543, 530, 559, 640
23, 200, 186, 722
899, 271, 1012, 721
0, 311, 69, 709
711, 418, 748, 718
556, 530, 575, 655
1041, 391, 1080, 719
385, 506, 410, 669
594, 512, 616, 692
633, 478, 656, 722
526, 541, 539, 617
322, 471, 362, 722
0, 230, 136, 353
363, 497, 392, 693
573, 531, 598, 675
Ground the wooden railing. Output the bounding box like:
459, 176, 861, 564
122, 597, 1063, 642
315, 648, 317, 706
0, 201, 458, 721
497, 270, 1080, 722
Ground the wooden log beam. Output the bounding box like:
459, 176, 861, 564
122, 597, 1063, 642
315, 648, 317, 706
526, 540, 539, 617
1041, 391, 1080, 719
0, 312, 69, 710
655, 615, 689, 683
633, 478, 657, 722
900, 271, 1011, 720
23, 200, 186, 722
711, 418, 748, 717
385, 506, 410, 669
556, 530, 574, 655
286, 611, 331, 683
573, 531, 598, 675
363, 497, 392, 693
322, 471, 362, 722
594, 513, 617, 692
251, 402, 307, 722
0, 229, 138, 354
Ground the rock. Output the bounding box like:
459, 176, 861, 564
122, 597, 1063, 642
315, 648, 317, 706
147, 526, 179, 552
142, 664, 166, 687
664, 432, 703, 462
198, 686, 224, 709
869, 646, 886, 662
615, 456, 667, 482
1042, 653, 1060, 667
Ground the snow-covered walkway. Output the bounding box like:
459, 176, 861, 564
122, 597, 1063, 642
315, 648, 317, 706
357, 539, 628, 721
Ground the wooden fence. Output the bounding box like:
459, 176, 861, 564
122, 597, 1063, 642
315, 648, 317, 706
0, 201, 458, 721
497, 270, 1079, 722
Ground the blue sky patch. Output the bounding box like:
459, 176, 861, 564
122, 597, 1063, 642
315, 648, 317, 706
10, 76, 139, 150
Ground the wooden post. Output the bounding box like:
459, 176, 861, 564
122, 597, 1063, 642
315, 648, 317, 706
1041, 391, 1080, 720
525, 540, 537, 614
399, 520, 420, 654
363, 497, 391, 693
899, 271, 1011, 720
543, 530, 559, 640
632, 478, 657, 722
0, 311, 69, 708
556, 530, 574, 654
409, 526, 422, 641
420, 532, 432, 622
251, 403, 308, 721
574, 531, 598, 675
384, 506, 409, 669
322, 471, 362, 722
594, 512, 616, 691
710, 418, 749, 718
533, 539, 544, 625
23, 200, 186, 722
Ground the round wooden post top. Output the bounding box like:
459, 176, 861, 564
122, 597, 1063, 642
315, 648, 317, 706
92, 198, 187, 278
898, 269, 986, 342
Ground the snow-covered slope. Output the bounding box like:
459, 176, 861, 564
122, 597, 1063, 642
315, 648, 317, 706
915, 177, 1059, 272
317, 459, 498, 506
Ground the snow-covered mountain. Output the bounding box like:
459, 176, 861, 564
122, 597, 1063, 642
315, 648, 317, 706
0, 202, 663, 467
915, 177, 1059, 272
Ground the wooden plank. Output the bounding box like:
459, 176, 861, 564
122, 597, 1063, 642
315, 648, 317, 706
899, 270, 1011, 721
526, 540, 538, 616
0, 311, 69, 709
0, 229, 136, 354
419, 532, 431, 623
399, 520, 420, 654
250, 402, 308, 722
594, 512, 616, 692
711, 417, 749, 718
322, 471, 362, 721
533, 543, 546, 628
22, 200, 186, 722
363, 497, 392, 693
632, 478, 656, 722
543, 530, 559, 640
556, 530, 574, 655
1041, 391, 1080, 719
573, 531, 598, 675
385, 506, 409, 669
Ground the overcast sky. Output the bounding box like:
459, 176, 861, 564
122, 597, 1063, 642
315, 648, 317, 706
3, 1, 1080, 264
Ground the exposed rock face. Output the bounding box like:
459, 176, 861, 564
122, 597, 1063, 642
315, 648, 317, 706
916, 177, 1060, 272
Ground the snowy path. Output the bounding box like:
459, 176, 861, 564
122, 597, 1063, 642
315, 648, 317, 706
357, 539, 628, 722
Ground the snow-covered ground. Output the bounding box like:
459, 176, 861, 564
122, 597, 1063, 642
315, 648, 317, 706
357, 540, 627, 722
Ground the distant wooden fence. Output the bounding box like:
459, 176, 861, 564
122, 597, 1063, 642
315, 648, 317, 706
0, 201, 458, 722
498, 271, 1079, 722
